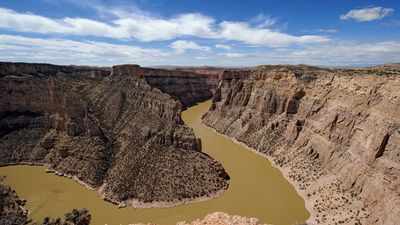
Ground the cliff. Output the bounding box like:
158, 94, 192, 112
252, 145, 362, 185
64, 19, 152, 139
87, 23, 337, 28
0, 62, 229, 207
203, 65, 400, 225
0, 62, 110, 78
112, 65, 214, 108
0, 183, 29, 225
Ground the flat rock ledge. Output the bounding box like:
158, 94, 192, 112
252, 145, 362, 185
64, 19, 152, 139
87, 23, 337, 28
132, 212, 271, 225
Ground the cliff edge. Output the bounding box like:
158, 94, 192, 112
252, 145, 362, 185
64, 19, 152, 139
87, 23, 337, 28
203, 65, 400, 225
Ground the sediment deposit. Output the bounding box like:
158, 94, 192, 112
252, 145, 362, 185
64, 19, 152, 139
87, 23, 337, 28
203, 64, 400, 225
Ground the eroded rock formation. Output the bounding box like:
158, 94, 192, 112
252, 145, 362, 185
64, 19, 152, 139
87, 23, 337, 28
112, 65, 215, 108
203, 65, 400, 225
0, 183, 29, 225
0, 62, 229, 207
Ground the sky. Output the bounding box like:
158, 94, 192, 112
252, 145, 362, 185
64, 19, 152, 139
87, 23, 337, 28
0, 0, 399, 67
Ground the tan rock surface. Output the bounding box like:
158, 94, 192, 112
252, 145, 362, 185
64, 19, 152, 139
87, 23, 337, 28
132, 212, 270, 225
203, 65, 400, 225
0, 62, 229, 208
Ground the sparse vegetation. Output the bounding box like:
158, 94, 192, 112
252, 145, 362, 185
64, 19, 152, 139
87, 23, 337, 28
37, 208, 91, 225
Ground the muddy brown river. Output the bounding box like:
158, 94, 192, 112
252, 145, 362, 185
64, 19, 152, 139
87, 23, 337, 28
0, 100, 309, 225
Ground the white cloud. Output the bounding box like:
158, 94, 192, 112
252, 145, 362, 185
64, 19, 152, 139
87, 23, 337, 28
0, 34, 168, 65
252, 13, 277, 28
0, 7, 328, 47
290, 41, 400, 65
219, 21, 329, 47
218, 53, 246, 58
316, 29, 337, 33
340, 6, 394, 22
1, 34, 400, 66
170, 40, 211, 54
0, 8, 216, 41
215, 44, 232, 50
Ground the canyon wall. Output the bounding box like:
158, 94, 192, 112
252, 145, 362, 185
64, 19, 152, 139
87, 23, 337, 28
112, 65, 215, 108
203, 65, 400, 225
0, 62, 228, 207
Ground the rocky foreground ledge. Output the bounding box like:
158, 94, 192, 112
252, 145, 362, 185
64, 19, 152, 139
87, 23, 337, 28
133, 212, 270, 225
203, 64, 400, 225
0, 62, 229, 208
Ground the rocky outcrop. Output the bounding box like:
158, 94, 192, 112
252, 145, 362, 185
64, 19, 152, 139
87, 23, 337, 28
177, 212, 270, 225
132, 212, 270, 225
0, 183, 29, 225
203, 64, 400, 225
0, 62, 229, 207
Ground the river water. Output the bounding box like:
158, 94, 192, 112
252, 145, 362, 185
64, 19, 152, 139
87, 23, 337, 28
0, 100, 309, 225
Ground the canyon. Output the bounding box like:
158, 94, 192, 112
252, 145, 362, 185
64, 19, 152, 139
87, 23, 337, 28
0, 62, 229, 208
203, 64, 400, 225
0, 62, 399, 225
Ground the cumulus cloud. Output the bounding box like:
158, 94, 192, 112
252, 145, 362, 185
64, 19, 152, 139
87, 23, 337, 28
0, 7, 328, 46
215, 44, 232, 50
219, 21, 329, 47
170, 40, 211, 54
1, 34, 400, 66
0, 34, 168, 65
0, 8, 216, 41
340, 6, 394, 22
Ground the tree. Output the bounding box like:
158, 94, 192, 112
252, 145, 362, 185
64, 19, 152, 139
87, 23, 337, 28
38, 208, 91, 225
65, 208, 91, 225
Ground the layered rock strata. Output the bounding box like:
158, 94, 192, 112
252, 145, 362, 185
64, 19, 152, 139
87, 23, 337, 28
0, 62, 228, 207
203, 65, 400, 225
113, 65, 214, 108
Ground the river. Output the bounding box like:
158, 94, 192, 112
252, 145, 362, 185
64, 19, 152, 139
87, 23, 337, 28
0, 100, 309, 225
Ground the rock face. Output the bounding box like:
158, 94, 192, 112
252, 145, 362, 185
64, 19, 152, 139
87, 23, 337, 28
0, 62, 229, 207
203, 65, 400, 225
112, 65, 215, 108
0, 62, 110, 78
0, 183, 29, 225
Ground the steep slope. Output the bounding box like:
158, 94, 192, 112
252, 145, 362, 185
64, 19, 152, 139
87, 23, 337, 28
0, 62, 229, 207
0, 183, 29, 225
203, 65, 400, 225
133, 66, 214, 108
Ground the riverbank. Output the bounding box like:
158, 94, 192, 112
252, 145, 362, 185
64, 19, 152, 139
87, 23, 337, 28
1, 163, 227, 210
202, 122, 369, 225
98, 186, 225, 209
0, 100, 309, 225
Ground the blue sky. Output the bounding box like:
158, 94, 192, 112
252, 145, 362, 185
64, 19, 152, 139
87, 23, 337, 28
0, 0, 399, 66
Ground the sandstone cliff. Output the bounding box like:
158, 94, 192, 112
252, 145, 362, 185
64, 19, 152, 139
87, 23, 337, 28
203, 65, 400, 225
112, 65, 215, 108
0, 62, 228, 207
